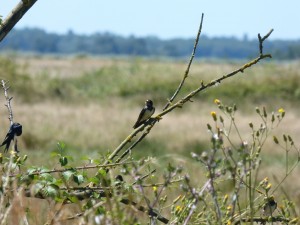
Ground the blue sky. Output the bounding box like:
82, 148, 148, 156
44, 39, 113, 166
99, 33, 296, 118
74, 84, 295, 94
1, 1, 300, 40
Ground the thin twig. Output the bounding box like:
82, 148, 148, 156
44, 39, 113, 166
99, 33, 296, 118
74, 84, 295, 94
131, 169, 157, 185
56, 198, 169, 224
59, 213, 83, 221
105, 30, 273, 165
115, 123, 154, 164
55, 195, 169, 224
9, 161, 135, 177
104, 125, 145, 164
182, 179, 210, 225
163, 13, 204, 111
1, 80, 14, 125
104, 14, 204, 165
258, 29, 274, 55
233, 216, 291, 225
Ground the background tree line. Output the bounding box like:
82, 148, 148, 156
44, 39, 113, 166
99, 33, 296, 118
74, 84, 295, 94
1, 27, 300, 59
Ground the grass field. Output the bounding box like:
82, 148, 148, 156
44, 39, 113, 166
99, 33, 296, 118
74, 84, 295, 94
1, 54, 300, 166
1, 54, 300, 223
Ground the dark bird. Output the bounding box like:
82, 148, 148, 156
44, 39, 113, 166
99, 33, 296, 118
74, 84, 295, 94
1, 122, 22, 152
133, 99, 155, 129
262, 196, 277, 216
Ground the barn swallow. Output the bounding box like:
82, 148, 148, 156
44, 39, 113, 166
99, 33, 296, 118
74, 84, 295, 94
262, 196, 277, 216
1, 122, 23, 152
133, 100, 155, 129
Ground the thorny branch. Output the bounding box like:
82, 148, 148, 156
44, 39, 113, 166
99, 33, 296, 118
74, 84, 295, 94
106, 29, 274, 166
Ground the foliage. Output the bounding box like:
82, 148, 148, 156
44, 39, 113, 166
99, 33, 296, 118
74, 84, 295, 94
2, 55, 300, 107
1, 28, 300, 59
0, 101, 299, 224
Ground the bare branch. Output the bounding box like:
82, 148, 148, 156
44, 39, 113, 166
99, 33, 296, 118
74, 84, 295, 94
105, 30, 273, 168
104, 14, 204, 165
163, 13, 204, 111
9, 161, 135, 177
234, 216, 291, 225
156, 53, 272, 119
1, 80, 14, 125
115, 123, 154, 164
0, 0, 38, 42
61, 198, 169, 224
24, 188, 169, 224
258, 29, 274, 55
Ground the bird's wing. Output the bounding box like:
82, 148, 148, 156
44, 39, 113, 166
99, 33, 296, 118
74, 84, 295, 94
133, 108, 147, 128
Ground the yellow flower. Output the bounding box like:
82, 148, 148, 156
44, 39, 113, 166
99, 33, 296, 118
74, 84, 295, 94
266, 183, 272, 191
211, 111, 217, 121
214, 99, 221, 105
223, 194, 228, 204
263, 177, 269, 182
175, 205, 182, 213
10, 150, 16, 156
278, 107, 285, 117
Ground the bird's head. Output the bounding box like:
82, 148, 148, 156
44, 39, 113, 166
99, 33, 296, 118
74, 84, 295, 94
145, 99, 153, 107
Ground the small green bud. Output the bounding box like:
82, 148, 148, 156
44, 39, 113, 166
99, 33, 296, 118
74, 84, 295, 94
273, 136, 279, 144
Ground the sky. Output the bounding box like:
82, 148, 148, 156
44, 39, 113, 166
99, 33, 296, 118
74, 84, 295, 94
1, 1, 300, 40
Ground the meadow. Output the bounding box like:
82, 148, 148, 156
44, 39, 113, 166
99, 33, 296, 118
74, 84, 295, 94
0, 54, 300, 224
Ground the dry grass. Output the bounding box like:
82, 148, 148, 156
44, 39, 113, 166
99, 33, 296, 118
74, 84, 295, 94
14, 56, 117, 78
1, 55, 300, 223
1, 55, 299, 160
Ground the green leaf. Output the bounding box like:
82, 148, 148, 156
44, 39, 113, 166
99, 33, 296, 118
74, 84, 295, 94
73, 174, 84, 185
40, 173, 55, 182
83, 199, 94, 210
27, 167, 38, 174
53, 179, 63, 186
59, 156, 68, 166
95, 206, 105, 215
88, 177, 100, 185
50, 151, 59, 157
42, 184, 59, 198
97, 169, 107, 177
57, 142, 66, 151
31, 183, 44, 196
62, 170, 74, 181
67, 196, 79, 203
20, 174, 34, 185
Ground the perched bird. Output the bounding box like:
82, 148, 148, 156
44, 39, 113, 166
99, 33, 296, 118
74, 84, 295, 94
1, 122, 23, 152
133, 99, 155, 129
262, 196, 277, 216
